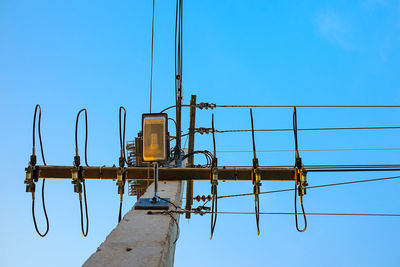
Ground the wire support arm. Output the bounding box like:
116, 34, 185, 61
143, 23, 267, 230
33, 166, 297, 181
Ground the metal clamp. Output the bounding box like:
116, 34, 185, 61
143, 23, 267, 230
25, 154, 40, 194
116, 167, 127, 196
296, 168, 308, 197
198, 102, 216, 110
71, 166, 84, 196
196, 127, 212, 135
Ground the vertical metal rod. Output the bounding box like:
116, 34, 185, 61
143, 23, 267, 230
174, 0, 183, 167
185, 95, 196, 218
152, 162, 159, 202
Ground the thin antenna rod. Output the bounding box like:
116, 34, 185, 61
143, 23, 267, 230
149, 0, 155, 113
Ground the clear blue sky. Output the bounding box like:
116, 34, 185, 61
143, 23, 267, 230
1, 1, 400, 266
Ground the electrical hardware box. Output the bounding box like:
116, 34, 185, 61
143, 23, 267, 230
142, 113, 168, 162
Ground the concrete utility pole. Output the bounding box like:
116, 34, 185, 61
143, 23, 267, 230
83, 180, 183, 267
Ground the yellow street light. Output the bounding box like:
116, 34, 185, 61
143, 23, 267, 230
142, 113, 168, 162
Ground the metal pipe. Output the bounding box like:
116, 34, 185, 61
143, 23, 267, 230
152, 162, 159, 202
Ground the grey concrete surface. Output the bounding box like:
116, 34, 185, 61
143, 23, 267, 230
83, 181, 183, 267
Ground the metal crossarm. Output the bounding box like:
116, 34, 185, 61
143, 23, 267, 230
31, 166, 297, 181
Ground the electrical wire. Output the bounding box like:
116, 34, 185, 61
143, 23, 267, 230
149, 0, 155, 113
293, 107, 307, 232
119, 107, 128, 165
157, 196, 181, 210
168, 118, 178, 147
214, 164, 400, 172
294, 180, 307, 232
147, 196, 183, 244
159, 104, 400, 113
182, 150, 213, 167
31, 104, 49, 237
75, 108, 89, 237
217, 175, 400, 199
306, 164, 400, 172
210, 114, 218, 239
80, 179, 89, 237
160, 104, 191, 113
176, 210, 400, 217
250, 109, 261, 235
168, 117, 177, 132
148, 210, 180, 243
75, 109, 89, 167
167, 211, 180, 244
118, 107, 128, 223
216, 148, 400, 153
211, 126, 400, 134
215, 105, 400, 108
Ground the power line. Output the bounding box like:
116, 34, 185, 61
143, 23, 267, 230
192, 211, 400, 217
213, 126, 400, 134
215, 105, 400, 108
306, 164, 400, 172
217, 148, 400, 153
221, 164, 400, 169
160, 104, 400, 113
217, 175, 400, 199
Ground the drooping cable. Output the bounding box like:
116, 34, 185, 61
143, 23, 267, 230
182, 150, 213, 167
293, 107, 307, 232
149, 0, 155, 113
210, 114, 218, 239
216, 147, 400, 153
74, 108, 89, 237
30, 104, 50, 237
250, 109, 261, 235
217, 175, 400, 199
118, 107, 128, 223
147, 210, 180, 243
119, 107, 128, 165
168, 117, 177, 137
75, 109, 89, 167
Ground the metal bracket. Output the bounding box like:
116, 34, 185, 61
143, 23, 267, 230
134, 197, 171, 210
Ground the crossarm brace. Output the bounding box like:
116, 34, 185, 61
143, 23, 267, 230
34, 166, 296, 181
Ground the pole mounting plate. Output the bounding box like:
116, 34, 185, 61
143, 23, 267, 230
134, 198, 171, 210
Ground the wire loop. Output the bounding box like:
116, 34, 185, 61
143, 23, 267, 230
74, 108, 89, 237
29, 104, 50, 237
250, 109, 261, 235
117, 106, 128, 222
210, 114, 218, 239
293, 107, 307, 232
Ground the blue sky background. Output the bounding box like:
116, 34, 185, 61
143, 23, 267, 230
1, 0, 400, 266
